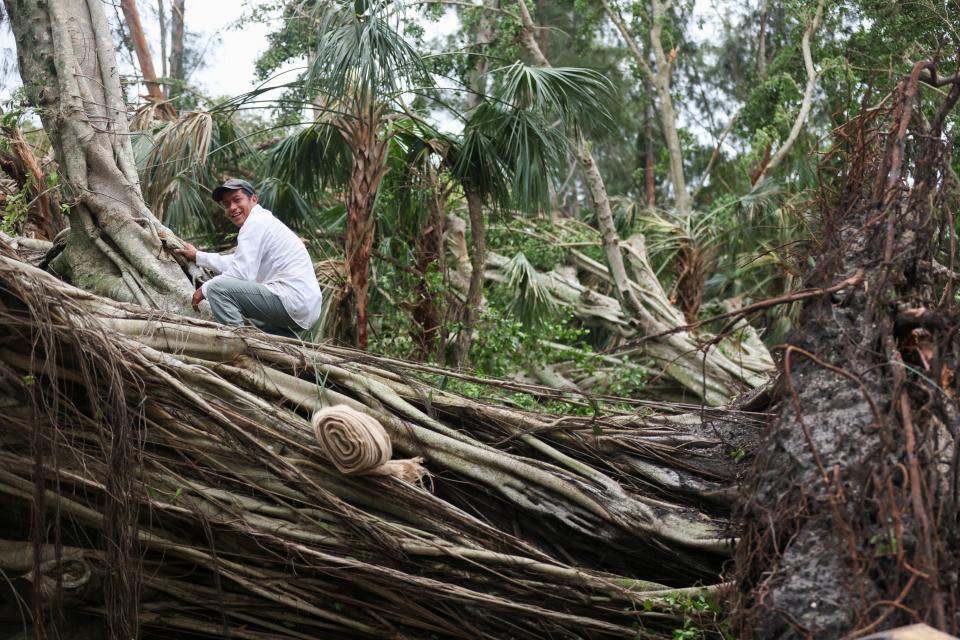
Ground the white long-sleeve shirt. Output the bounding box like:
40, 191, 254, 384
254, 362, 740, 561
197, 204, 323, 329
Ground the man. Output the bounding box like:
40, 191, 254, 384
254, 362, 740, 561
176, 179, 323, 338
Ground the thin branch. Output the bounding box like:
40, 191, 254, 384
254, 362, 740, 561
411, 0, 517, 18
752, 0, 826, 186
610, 269, 865, 353
691, 109, 740, 201
597, 0, 653, 82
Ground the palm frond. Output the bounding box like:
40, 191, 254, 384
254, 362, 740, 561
160, 176, 227, 239
135, 110, 259, 232
257, 177, 346, 232
740, 177, 782, 216
139, 111, 214, 193
498, 62, 615, 134
498, 109, 568, 212
307, 0, 431, 111
268, 123, 353, 196
504, 251, 556, 327
352, 118, 450, 246
449, 102, 510, 208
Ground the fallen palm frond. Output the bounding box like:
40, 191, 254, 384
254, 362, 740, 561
0, 245, 763, 639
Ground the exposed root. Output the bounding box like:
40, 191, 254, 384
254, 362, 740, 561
0, 249, 756, 638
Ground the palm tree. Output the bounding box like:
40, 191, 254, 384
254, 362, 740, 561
447, 64, 615, 366
296, 0, 432, 348
270, 0, 617, 351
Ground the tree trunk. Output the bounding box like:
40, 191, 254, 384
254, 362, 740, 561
756, 0, 768, 80
452, 186, 486, 368
646, 0, 690, 218
572, 139, 646, 317
342, 116, 389, 350
410, 171, 446, 360
158, 0, 168, 86
168, 0, 185, 102
736, 61, 960, 638
466, 0, 497, 110
4, 0, 194, 311
119, 0, 164, 102
598, 0, 690, 217
536, 0, 549, 58
453, 0, 497, 367
669, 237, 715, 324
644, 97, 655, 206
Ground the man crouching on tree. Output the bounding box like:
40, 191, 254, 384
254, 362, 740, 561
176, 178, 323, 338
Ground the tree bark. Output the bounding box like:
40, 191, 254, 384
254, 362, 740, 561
158, 0, 168, 88
342, 116, 389, 350
4, 0, 195, 312
452, 186, 486, 368
473, 237, 772, 403
736, 61, 960, 638
168, 0, 185, 102
410, 169, 446, 360
646, 0, 690, 217
453, 0, 498, 367
119, 0, 164, 102
536, 0, 549, 58
644, 97, 655, 206
756, 0, 768, 80
598, 0, 690, 217
467, 0, 497, 110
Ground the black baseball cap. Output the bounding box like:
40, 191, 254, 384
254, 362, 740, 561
211, 178, 256, 203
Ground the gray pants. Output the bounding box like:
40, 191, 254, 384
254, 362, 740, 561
205, 277, 300, 338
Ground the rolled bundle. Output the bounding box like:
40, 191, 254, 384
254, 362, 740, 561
311, 405, 427, 483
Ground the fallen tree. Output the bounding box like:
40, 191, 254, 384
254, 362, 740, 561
0, 246, 763, 638
734, 61, 960, 637
444, 216, 774, 404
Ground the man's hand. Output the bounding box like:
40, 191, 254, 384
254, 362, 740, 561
176, 242, 198, 261
191, 287, 205, 311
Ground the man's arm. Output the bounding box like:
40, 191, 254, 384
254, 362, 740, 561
175, 242, 198, 261
196, 251, 234, 274
175, 242, 212, 309
176, 241, 236, 274
199, 221, 267, 297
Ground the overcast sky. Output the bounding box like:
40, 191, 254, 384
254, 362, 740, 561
169, 0, 278, 98
0, 0, 459, 110
0, 1, 260, 100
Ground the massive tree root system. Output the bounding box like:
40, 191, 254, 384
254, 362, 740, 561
0, 250, 761, 639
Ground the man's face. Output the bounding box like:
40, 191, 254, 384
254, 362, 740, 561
220, 189, 257, 227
